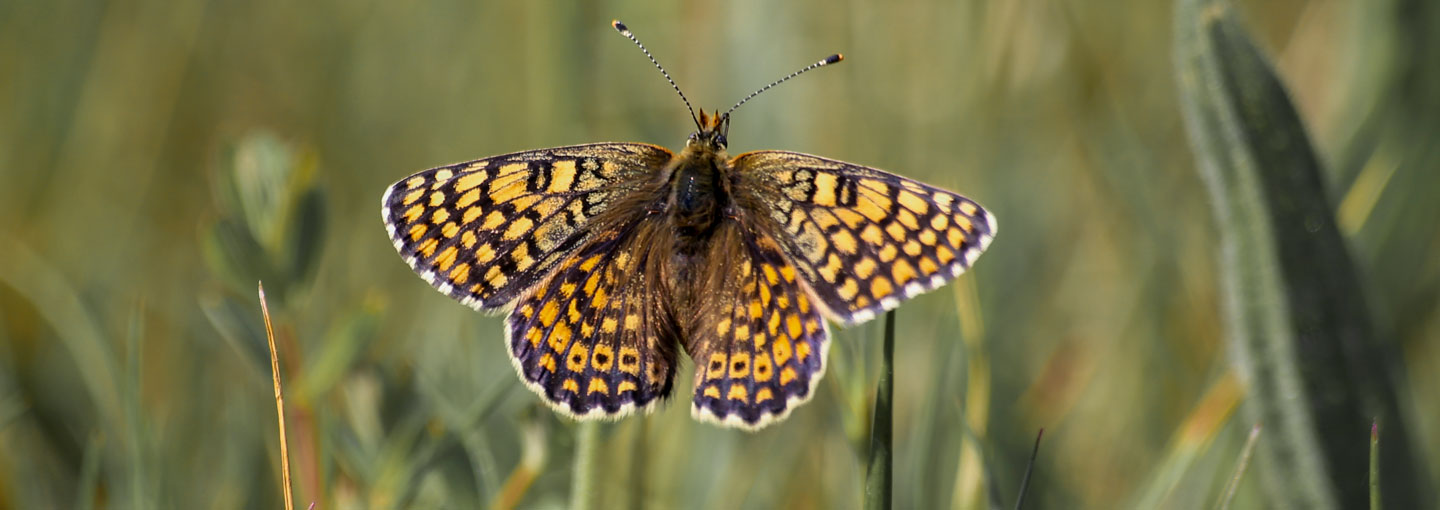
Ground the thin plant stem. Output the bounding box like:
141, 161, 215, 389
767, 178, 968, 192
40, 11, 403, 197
1215, 424, 1262, 510
1014, 429, 1043, 510
571, 421, 601, 510
259, 282, 294, 510
864, 310, 896, 510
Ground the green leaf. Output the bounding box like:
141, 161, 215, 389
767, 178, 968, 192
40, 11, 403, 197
1174, 1, 1423, 508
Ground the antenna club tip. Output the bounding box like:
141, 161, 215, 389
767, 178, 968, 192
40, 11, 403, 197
825, 53, 844, 65
612, 20, 629, 33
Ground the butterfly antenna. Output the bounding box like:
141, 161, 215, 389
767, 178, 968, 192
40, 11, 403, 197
612, 20, 700, 130
724, 53, 843, 117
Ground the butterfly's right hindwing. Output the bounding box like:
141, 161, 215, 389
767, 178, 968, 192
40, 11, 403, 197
381, 143, 673, 311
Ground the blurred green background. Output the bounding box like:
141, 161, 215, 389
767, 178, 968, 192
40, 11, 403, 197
1, 0, 1436, 508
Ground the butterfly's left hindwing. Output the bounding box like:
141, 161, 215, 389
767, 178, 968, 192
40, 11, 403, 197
381, 143, 672, 311
730, 151, 996, 325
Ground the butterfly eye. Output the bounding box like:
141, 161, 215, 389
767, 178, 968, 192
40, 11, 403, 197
714, 134, 727, 148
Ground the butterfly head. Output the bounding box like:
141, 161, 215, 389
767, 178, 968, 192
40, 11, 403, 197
688, 109, 730, 150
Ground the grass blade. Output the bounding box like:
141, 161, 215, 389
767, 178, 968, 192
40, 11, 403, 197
864, 310, 895, 510
1370, 420, 1380, 510
1215, 424, 1262, 510
1013, 428, 1043, 510
259, 282, 295, 510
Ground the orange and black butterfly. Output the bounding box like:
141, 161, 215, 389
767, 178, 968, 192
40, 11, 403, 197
381, 20, 995, 430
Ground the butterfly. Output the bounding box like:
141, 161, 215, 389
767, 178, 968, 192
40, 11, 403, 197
381, 20, 995, 430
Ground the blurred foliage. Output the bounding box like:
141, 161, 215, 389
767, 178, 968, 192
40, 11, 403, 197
0, 0, 1436, 509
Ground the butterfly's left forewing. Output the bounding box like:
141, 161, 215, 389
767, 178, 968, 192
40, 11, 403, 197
381, 143, 672, 311
731, 151, 996, 325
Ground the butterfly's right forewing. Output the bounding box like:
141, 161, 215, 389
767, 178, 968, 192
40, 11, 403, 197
381, 143, 673, 311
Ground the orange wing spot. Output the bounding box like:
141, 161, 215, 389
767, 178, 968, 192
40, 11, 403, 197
497, 162, 528, 177
936, 245, 956, 264
956, 215, 974, 234
441, 222, 460, 238
892, 259, 917, 284
796, 340, 812, 361
456, 188, 481, 208
727, 384, 749, 402
904, 240, 922, 256
703, 385, 722, 398
547, 160, 577, 192
797, 294, 812, 313
592, 286, 610, 309
767, 311, 783, 335
403, 189, 424, 206
562, 378, 580, 393
417, 238, 440, 258
753, 354, 773, 381
591, 344, 615, 371
833, 209, 867, 228
510, 241, 531, 264
776, 293, 790, 310
461, 206, 483, 224
448, 263, 471, 284
487, 171, 527, 203
885, 222, 908, 241
958, 201, 978, 216
502, 216, 533, 240
510, 195, 542, 212
860, 224, 885, 246
559, 282, 577, 298
831, 229, 859, 254
756, 387, 775, 403
454, 170, 488, 192
580, 255, 603, 272
786, 315, 802, 338
753, 332, 768, 350
871, 277, 894, 298
761, 264, 780, 285
878, 244, 899, 262
749, 300, 764, 320
480, 211, 505, 230
805, 319, 821, 336
618, 380, 637, 393
735, 324, 751, 340
811, 208, 840, 230
859, 180, 894, 206
406, 176, 426, 189
780, 367, 798, 385
773, 337, 793, 366
547, 322, 572, 354
430, 208, 451, 225
716, 318, 732, 336
527, 327, 544, 347
583, 271, 602, 295
618, 346, 641, 374
728, 353, 751, 378
566, 344, 590, 372
408, 224, 428, 241
919, 257, 940, 275
432, 169, 454, 183
566, 299, 582, 323
587, 377, 609, 395
539, 352, 556, 372
484, 265, 507, 287
854, 257, 877, 279
460, 230, 477, 248
854, 198, 888, 222
539, 301, 560, 327
818, 253, 844, 283
932, 192, 955, 208
476, 243, 497, 263
918, 229, 937, 246
402, 204, 424, 223
930, 214, 949, 231
601, 317, 618, 334
520, 304, 535, 319
855, 296, 871, 308
429, 191, 446, 207
780, 265, 796, 282
837, 278, 860, 300
812, 172, 839, 205
706, 353, 727, 380
897, 189, 929, 214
